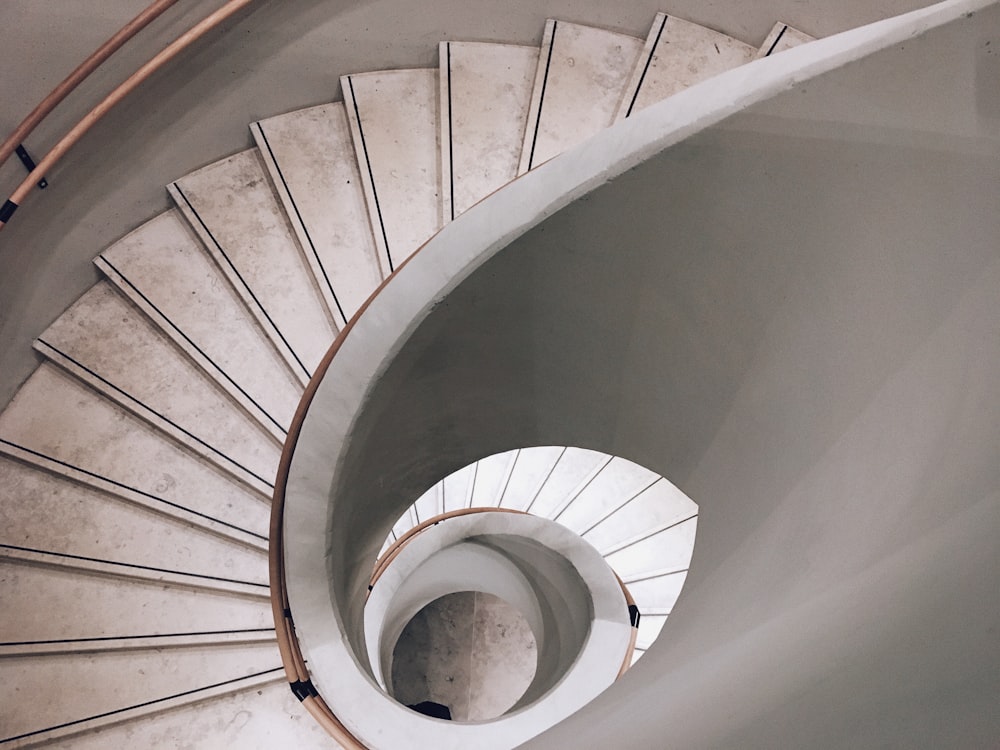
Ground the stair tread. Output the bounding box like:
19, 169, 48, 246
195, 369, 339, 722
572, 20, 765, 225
635, 614, 667, 650
0, 364, 270, 539
624, 571, 687, 611
0, 642, 281, 744
37, 282, 281, 491
757, 22, 816, 58
602, 516, 698, 579
527, 446, 609, 518
343, 68, 442, 272
441, 42, 539, 219
519, 20, 644, 173
441, 462, 476, 514
497, 445, 565, 512
0, 560, 271, 645
0, 457, 267, 586
171, 148, 338, 379
618, 13, 755, 120
469, 449, 519, 507
38, 679, 330, 749
98, 210, 302, 434
581, 477, 698, 552
254, 102, 385, 324
554, 456, 660, 532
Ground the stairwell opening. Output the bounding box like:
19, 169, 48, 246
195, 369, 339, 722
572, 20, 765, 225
390, 590, 538, 722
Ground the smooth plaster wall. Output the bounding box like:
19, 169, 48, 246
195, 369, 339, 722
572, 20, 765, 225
304, 9, 998, 747
0, 0, 939, 408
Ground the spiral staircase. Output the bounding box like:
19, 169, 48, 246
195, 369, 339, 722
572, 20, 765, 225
1, 2, 998, 748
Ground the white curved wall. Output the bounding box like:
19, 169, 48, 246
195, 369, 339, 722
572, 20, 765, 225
286, 4, 999, 746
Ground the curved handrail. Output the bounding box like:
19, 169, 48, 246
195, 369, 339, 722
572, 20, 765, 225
0, 0, 183, 175
0, 0, 258, 231
368, 506, 527, 587
269, 257, 406, 750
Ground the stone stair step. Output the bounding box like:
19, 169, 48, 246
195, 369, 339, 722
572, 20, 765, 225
342, 69, 442, 272
0, 456, 267, 590
519, 20, 643, 173
0, 364, 271, 544
34, 282, 281, 493
440, 42, 539, 220
757, 22, 816, 58
97, 210, 302, 435
170, 149, 338, 380
0, 560, 272, 646
252, 102, 385, 324
0, 642, 283, 747
553, 456, 660, 532
581, 477, 697, 553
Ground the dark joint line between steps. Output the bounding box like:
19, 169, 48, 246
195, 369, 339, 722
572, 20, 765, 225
0, 543, 269, 588
1, 628, 275, 647
623, 567, 690, 585
528, 20, 558, 171
99, 256, 288, 437
604, 512, 699, 555
627, 14, 668, 118
0, 666, 285, 744
0, 437, 267, 541
348, 75, 394, 273
575, 474, 661, 537
522, 446, 567, 515
766, 25, 789, 57
254, 123, 348, 324
36, 339, 277, 490
446, 42, 456, 222
171, 183, 313, 381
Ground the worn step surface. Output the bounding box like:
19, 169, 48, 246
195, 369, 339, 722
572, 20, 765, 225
0, 363, 271, 545
519, 20, 644, 173
342, 69, 441, 273
252, 103, 385, 325
97, 209, 303, 436
0, 561, 272, 649
0, 642, 282, 746
757, 22, 815, 58
0, 456, 267, 591
440, 42, 539, 220
34, 281, 282, 493
170, 149, 338, 381
617, 13, 755, 120
39, 680, 330, 749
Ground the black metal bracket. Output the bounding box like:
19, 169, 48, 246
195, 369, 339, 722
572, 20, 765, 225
0, 200, 18, 223
628, 604, 641, 628
290, 679, 318, 702
15, 144, 48, 189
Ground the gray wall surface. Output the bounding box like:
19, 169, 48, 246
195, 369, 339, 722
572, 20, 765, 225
299, 8, 998, 746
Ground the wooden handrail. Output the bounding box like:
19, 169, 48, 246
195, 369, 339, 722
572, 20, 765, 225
0, 0, 258, 231
369, 506, 527, 588
0, 0, 183, 174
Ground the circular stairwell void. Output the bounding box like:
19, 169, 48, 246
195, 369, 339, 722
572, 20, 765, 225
390, 591, 538, 721
379, 448, 700, 666
363, 510, 634, 733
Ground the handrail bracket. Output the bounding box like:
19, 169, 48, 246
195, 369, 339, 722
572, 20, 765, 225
14, 144, 48, 189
